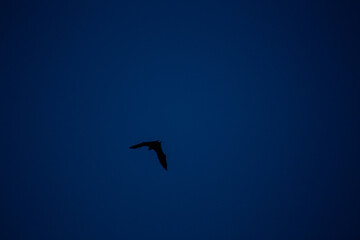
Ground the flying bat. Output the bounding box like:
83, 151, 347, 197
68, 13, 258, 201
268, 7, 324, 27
130, 141, 167, 170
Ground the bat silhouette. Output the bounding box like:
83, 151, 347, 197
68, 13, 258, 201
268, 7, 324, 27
130, 141, 167, 170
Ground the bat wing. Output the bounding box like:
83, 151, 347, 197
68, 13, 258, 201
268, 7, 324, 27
129, 142, 151, 149
154, 146, 167, 170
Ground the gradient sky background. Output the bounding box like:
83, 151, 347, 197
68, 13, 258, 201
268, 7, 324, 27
1, 0, 360, 239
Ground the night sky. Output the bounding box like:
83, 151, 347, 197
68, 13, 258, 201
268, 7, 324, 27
1, 1, 360, 239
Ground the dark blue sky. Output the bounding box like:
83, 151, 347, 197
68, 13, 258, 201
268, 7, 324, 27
1, 0, 359, 239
